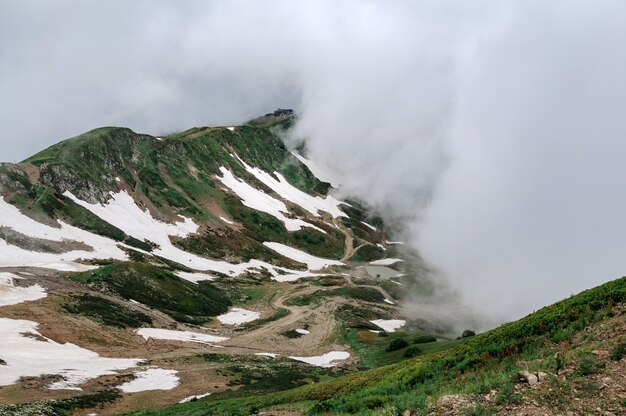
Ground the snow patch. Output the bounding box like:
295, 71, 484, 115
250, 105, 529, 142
226, 127, 235, 132
118, 368, 179, 393
289, 351, 350, 368
179, 392, 211, 403
174, 271, 217, 282
136, 328, 228, 344
385, 240, 405, 245
295, 328, 310, 335
0, 273, 47, 307
263, 242, 343, 270
217, 308, 260, 325
369, 258, 404, 266
219, 216, 234, 225
255, 352, 278, 358
383, 299, 395, 305
361, 221, 377, 231
0, 318, 140, 389
370, 319, 406, 332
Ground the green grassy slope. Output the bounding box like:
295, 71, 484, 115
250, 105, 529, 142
126, 276, 626, 415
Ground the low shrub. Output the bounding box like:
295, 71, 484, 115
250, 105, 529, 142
413, 335, 437, 344
386, 338, 409, 352
403, 345, 421, 358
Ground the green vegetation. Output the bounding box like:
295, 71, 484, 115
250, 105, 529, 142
61, 293, 152, 328
127, 276, 626, 416
385, 338, 409, 352
69, 262, 231, 324
0, 390, 120, 416
610, 339, 626, 361
403, 345, 421, 358
413, 335, 437, 344
349, 244, 385, 262
285, 287, 386, 307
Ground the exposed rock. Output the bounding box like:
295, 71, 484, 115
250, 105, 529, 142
518, 370, 538, 386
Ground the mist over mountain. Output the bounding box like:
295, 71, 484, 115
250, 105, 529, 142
2, 0, 626, 326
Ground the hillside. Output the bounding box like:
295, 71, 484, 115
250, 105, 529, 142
0, 117, 433, 415
128, 276, 626, 416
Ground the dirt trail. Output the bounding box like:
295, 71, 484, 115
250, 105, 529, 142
343, 274, 396, 303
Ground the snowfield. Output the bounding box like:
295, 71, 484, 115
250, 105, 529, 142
263, 242, 343, 270
0, 318, 141, 390
217, 308, 260, 325
118, 368, 179, 393
239, 157, 346, 218
218, 167, 324, 232
370, 319, 406, 332
288, 351, 350, 368
369, 258, 404, 266
0, 273, 47, 307
136, 328, 228, 344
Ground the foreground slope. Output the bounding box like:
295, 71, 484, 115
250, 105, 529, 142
124, 276, 626, 416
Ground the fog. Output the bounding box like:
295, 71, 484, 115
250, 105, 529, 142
1, 0, 625, 327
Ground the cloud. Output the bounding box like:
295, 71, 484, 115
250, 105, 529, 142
1, 0, 625, 327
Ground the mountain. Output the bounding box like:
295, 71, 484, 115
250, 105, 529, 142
1, 117, 624, 416
0, 115, 418, 414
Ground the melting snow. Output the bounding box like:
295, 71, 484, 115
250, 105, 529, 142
369, 258, 404, 266
218, 167, 324, 232
263, 242, 343, 270
370, 319, 406, 332
377, 243, 386, 251
385, 240, 405, 245
226, 127, 235, 131
383, 299, 395, 305
136, 328, 228, 344
174, 271, 218, 282
216, 308, 260, 325
179, 392, 211, 403
239, 157, 346, 218
118, 368, 179, 393
295, 328, 310, 335
0, 273, 47, 307
361, 221, 377, 231
288, 351, 350, 368
219, 216, 234, 225
0, 318, 141, 389
255, 352, 278, 358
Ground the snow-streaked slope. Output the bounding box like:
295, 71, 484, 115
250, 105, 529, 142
216, 308, 260, 325
118, 368, 179, 393
263, 242, 343, 270
0, 273, 46, 306
361, 221, 377, 231
136, 328, 228, 344
0, 318, 141, 390
63, 190, 310, 278
288, 351, 350, 368
217, 167, 324, 232
369, 258, 404, 266
370, 319, 406, 332
239, 158, 346, 218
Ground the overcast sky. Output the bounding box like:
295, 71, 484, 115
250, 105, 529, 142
1, 0, 625, 326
